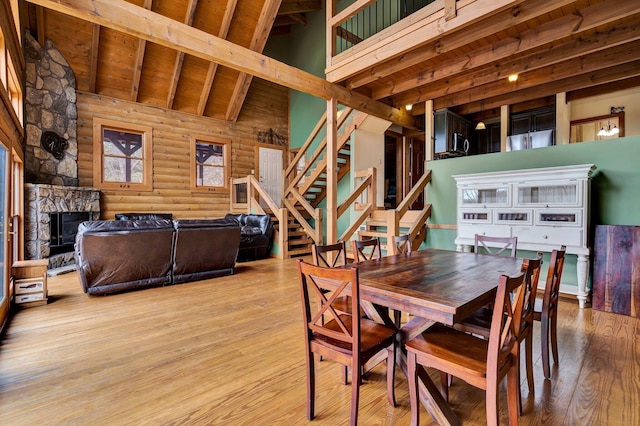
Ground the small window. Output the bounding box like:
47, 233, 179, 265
190, 136, 231, 193
93, 118, 153, 191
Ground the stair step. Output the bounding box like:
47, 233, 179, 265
288, 247, 313, 257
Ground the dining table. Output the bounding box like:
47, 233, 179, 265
350, 248, 524, 426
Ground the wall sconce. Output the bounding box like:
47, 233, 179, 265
597, 122, 619, 137
475, 121, 486, 130
507, 74, 518, 82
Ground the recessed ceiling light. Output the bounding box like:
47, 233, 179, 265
508, 74, 519, 83
405, 104, 413, 111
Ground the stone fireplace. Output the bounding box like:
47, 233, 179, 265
25, 184, 100, 268
22, 32, 101, 269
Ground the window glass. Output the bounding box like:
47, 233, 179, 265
191, 136, 231, 193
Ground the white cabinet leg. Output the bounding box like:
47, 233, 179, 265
576, 254, 589, 309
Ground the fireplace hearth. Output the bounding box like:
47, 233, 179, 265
25, 184, 100, 268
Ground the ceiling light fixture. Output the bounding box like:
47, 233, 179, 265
508, 74, 518, 83
405, 104, 413, 111
475, 121, 486, 130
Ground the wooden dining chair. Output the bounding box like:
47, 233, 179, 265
297, 260, 397, 426
533, 246, 567, 379
406, 271, 526, 426
312, 241, 348, 268
351, 237, 402, 327
393, 234, 412, 255
475, 234, 518, 257
455, 254, 543, 415
351, 238, 382, 263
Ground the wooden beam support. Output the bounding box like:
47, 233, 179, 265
36, 5, 45, 46
277, 0, 320, 15
341, 0, 576, 89
450, 60, 640, 115
130, 0, 152, 102
166, 0, 198, 109
27, 0, 414, 128
326, 98, 338, 245
433, 42, 640, 110
225, 0, 280, 122
379, 8, 640, 103
197, 0, 236, 116
88, 23, 100, 93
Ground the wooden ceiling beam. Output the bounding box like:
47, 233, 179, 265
88, 23, 100, 93
376, 6, 640, 101
567, 76, 640, 103
432, 43, 640, 110
197, 0, 236, 116
390, 22, 640, 107
341, 0, 575, 89
277, 0, 320, 15
166, 0, 199, 110
225, 0, 281, 122
27, 0, 414, 128
130, 0, 152, 102
448, 60, 640, 115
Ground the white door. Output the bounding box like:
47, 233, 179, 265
258, 146, 283, 208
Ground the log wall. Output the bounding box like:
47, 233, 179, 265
77, 78, 289, 219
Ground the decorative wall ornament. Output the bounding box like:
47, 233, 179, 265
41, 131, 69, 160
257, 128, 286, 146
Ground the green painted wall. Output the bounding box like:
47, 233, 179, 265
424, 135, 640, 287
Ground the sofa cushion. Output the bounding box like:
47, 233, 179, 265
241, 226, 263, 237
115, 212, 173, 220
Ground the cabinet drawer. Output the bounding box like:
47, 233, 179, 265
14, 278, 46, 294
15, 292, 45, 304
459, 209, 492, 224
458, 224, 512, 239
513, 226, 583, 247
535, 209, 582, 227
495, 210, 533, 225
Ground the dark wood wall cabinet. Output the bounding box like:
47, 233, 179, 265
433, 109, 473, 158
510, 106, 556, 135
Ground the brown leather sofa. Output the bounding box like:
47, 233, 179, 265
225, 213, 274, 261
75, 217, 240, 295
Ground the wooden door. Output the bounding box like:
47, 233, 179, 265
408, 136, 425, 209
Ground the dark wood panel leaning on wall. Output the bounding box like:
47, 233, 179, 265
76, 78, 289, 220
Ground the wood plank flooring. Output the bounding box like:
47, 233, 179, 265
1, 257, 638, 425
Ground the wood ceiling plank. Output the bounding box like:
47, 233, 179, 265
130, 0, 152, 102
25, 0, 413, 127
278, 0, 320, 15
389, 20, 640, 107
166, 0, 199, 109
447, 60, 640, 115
197, 0, 236, 116
225, 0, 281, 122
432, 41, 640, 110
89, 24, 100, 93
341, 0, 576, 89
375, 1, 640, 102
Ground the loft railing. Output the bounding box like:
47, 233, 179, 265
334, 0, 436, 54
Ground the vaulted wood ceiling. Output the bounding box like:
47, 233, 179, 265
22, 0, 321, 122
22, 0, 640, 126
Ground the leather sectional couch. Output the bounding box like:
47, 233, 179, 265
225, 213, 274, 261
75, 217, 241, 295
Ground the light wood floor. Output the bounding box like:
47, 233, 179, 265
1, 257, 638, 425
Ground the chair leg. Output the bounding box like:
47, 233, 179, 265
525, 334, 534, 392
550, 310, 559, 366
350, 360, 362, 426
541, 314, 551, 379
506, 364, 520, 426
307, 351, 315, 420
386, 347, 396, 407
515, 344, 522, 417
407, 351, 420, 426
485, 374, 499, 426
439, 372, 450, 402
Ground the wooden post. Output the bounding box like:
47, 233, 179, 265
424, 100, 434, 162
500, 105, 509, 152
326, 98, 338, 245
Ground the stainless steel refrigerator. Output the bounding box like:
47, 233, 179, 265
506, 129, 555, 151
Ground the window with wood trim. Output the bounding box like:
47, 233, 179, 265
190, 136, 231, 193
93, 118, 153, 191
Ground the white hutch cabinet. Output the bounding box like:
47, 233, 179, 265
453, 164, 596, 308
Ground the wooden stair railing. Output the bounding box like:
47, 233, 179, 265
356, 170, 433, 255
338, 168, 377, 243
281, 108, 368, 257
230, 175, 287, 259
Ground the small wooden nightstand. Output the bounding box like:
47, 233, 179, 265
12, 259, 48, 307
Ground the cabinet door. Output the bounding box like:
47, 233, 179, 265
510, 115, 531, 135
434, 110, 448, 153
515, 181, 581, 207
532, 109, 555, 131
